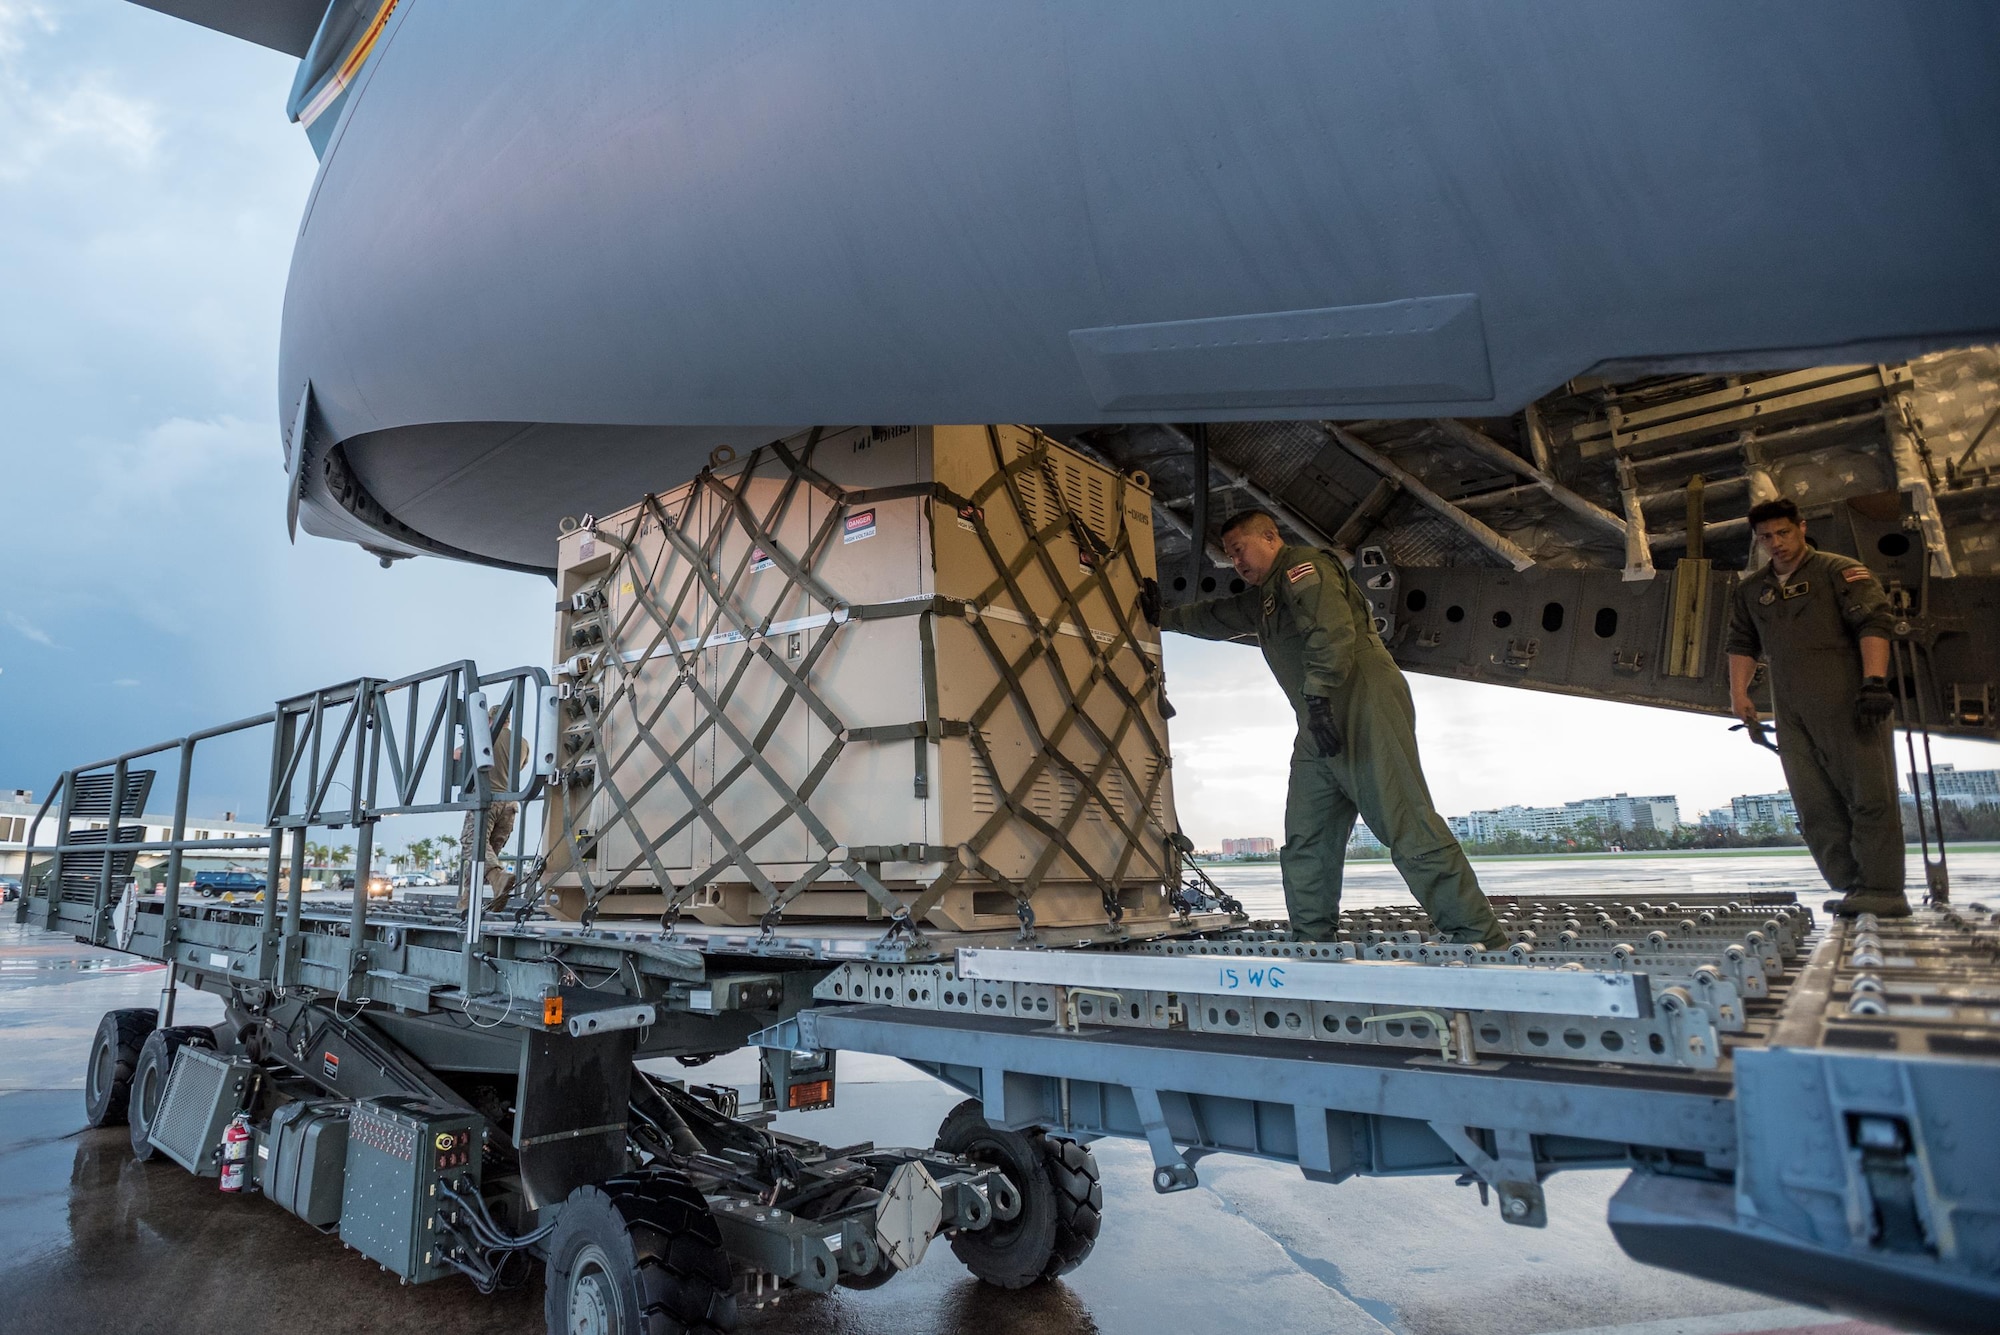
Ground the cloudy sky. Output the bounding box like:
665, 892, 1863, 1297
2, 1, 1993, 849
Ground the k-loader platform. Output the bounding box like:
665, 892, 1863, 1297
18, 658, 1999, 1334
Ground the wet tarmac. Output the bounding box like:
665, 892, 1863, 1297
0, 864, 1924, 1335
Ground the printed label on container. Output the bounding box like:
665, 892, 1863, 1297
843, 510, 877, 544
323, 1051, 340, 1081
750, 548, 774, 572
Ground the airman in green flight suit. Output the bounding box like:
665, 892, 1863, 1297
1726, 498, 1907, 917
1145, 510, 1507, 948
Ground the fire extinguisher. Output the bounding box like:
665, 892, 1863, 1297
219, 1112, 252, 1193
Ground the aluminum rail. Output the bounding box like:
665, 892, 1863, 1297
955, 947, 1650, 1019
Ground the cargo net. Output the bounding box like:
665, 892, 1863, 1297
549, 426, 1179, 936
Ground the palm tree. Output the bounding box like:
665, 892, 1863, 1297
409, 837, 436, 872
437, 833, 459, 875
331, 845, 353, 870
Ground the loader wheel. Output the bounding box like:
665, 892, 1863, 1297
935, 1098, 1100, 1288
84, 1009, 157, 1128
129, 1026, 216, 1160
1041, 1134, 1103, 1277
544, 1170, 737, 1335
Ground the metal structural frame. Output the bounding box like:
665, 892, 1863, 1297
16, 657, 2000, 1333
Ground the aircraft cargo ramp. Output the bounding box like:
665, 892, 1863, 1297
15, 656, 1998, 1334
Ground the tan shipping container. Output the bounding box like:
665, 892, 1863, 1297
543, 425, 1181, 932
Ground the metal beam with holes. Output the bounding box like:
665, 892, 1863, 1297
954, 949, 1651, 1019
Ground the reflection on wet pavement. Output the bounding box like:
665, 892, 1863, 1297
0, 863, 1922, 1335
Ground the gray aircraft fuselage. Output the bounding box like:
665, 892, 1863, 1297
151, 2, 2000, 569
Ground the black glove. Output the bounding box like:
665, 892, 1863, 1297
1138, 577, 1161, 628
1306, 696, 1344, 758
1855, 676, 1896, 728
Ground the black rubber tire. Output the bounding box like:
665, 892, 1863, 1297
128, 1026, 217, 1161
544, 1171, 737, 1335
803, 1183, 895, 1291
84, 1009, 157, 1128
1040, 1134, 1102, 1278
936, 1098, 1089, 1289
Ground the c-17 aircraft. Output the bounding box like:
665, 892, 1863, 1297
134, 0, 1999, 733
18, 9, 2000, 1335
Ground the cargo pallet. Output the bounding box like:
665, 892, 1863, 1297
19, 657, 2000, 1335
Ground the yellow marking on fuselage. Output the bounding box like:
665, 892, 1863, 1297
300, 0, 402, 128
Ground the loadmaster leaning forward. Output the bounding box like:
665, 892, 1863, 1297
1145, 510, 1507, 949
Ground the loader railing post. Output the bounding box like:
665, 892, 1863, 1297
160, 740, 193, 948
36, 776, 72, 932
92, 760, 129, 947
260, 698, 289, 960
157, 739, 196, 1026
348, 817, 374, 999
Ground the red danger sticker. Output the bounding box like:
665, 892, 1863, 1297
843, 509, 877, 543
323, 1051, 340, 1081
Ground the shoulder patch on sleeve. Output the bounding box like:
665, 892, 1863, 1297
1286, 561, 1320, 587
1842, 566, 1872, 583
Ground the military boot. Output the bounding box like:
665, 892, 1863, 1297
1823, 890, 1912, 918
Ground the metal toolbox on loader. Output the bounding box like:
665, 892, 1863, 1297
544, 424, 1182, 932
261, 1100, 351, 1229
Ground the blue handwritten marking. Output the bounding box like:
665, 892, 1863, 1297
1217, 965, 1286, 991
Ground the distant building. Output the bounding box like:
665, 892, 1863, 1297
0, 790, 268, 882
1220, 836, 1276, 857
1728, 790, 1799, 835
1451, 792, 1679, 844
1562, 792, 1680, 834
1455, 804, 1562, 842
1699, 807, 1736, 831
1906, 765, 2000, 806
1347, 821, 1386, 854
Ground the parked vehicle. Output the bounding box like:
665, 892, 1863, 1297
193, 870, 265, 898
0, 877, 19, 902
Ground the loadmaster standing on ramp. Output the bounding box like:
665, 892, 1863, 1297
1727, 497, 1908, 918
1146, 510, 1508, 949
